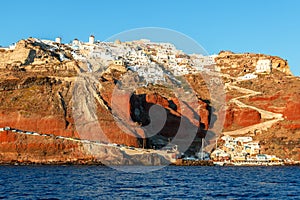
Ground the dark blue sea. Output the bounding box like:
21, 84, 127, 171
0, 166, 299, 199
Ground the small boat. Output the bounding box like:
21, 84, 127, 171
213, 161, 225, 166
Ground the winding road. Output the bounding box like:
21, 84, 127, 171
223, 80, 284, 136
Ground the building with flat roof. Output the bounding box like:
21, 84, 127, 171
256, 59, 272, 73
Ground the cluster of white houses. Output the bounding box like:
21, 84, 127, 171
46, 35, 275, 84
49, 35, 218, 79
211, 135, 282, 164
54, 35, 272, 71
0, 35, 274, 82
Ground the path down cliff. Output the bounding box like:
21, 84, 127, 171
223, 81, 284, 136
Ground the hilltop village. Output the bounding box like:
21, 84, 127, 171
1, 35, 280, 84
44, 35, 217, 84
0, 35, 299, 165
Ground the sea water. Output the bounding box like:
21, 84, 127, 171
0, 165, 299, 199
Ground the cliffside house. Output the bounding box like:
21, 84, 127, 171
256, 59, 272, 73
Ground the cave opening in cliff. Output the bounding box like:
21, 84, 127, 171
129, 93, 183, 149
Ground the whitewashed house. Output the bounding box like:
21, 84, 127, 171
238, 73, 258, 81
256, 59, 272, 73
55, 37, 61, 44
128, 65, 138, 72
211, 149, 231, 160
136, 51, 149, 65
221, 135, 234, 142
71, 51, 86, 60
243, 142, 260, 155
235, 137, 253, 143
156, 51, 169, 63
168, 54, 176, 63
72, 38, 80, 46
9, 43, 16, 50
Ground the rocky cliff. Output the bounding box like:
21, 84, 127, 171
215, 51, 299, 161
215, 51, 292, 76
0, 39, 299, 164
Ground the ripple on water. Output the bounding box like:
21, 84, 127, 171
0, 166, 299, 199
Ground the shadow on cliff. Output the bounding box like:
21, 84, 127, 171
129, 94, 210, 154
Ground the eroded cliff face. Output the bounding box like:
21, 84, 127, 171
235, 77, 300, 160
224, 104, 261, 130
96, 66, 211, 154
0, 38, 299, 163
0, 38, 212, 163
0, 130, 170, 165
0, 71, 76, 138
0, 38, 77, 74
0, 129, 86, 164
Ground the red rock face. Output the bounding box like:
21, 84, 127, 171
198, 100, 210, 130
0, 131, 17, 143
0, 112, 76, 137
224, 108, 234, 129
249, 93, 281, 102
224, 106, 261, 129
96, 88, 211, 148
96, 101, 141, 147
145, 94, 170, 108
112, 92, 132, 120
234, 108, 261, 127
283, 123, 300, 129
1, 38, 299, 164
130, 93, 210, 152
0, 131, 87, 164
283, 101, 300, 120
248, 93, 300, 122
144, 93, 210, 130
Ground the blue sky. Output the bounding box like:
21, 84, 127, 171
1, 0, 299, 75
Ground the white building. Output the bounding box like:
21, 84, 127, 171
55, 37, 61, 44
243, 142, 260, 155
89, 35, 95, 44
71, 51, 86, 60
9, 43, 16, 50
211, 149, 231, 159
175, 57, 189, 64
168, 54, 176, 63
235, 137, 253, 143
156, 51, 169, 63
221, 135, 233, 141
238, 73, 258, 81
256, 59, 272, 73
72, 38, 80, 46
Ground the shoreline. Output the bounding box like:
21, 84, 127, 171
1, 160, 299, 167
